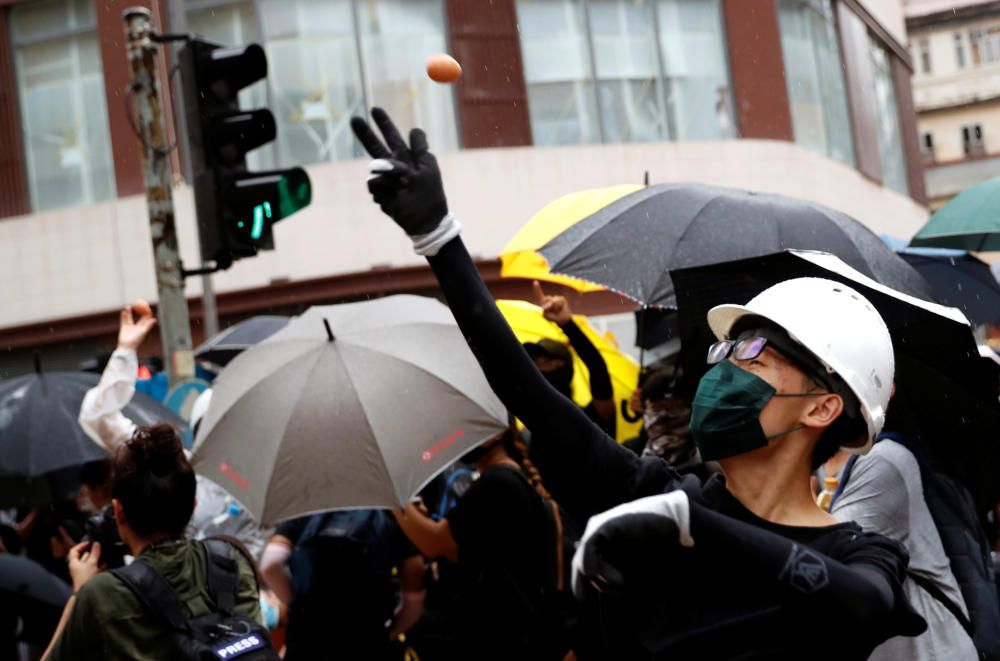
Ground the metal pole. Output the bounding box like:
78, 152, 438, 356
201, 274, 220, 339
124, 7, 194, 386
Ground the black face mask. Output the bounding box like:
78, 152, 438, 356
543, 363, 574, 399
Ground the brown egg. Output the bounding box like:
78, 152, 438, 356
426, 53, 462, 84
133, 298, 152, 317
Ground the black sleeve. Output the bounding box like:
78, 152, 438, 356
685, 502, 921, 629
276, 516, 309, 544
426, 238, 681, 514
561, 319, 613, 400
578, 505, 925, 653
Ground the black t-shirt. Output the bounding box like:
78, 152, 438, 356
445, 464, 570, 660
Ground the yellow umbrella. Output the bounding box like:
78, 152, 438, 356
496, 299, 642, 442
500, 184, 644, 290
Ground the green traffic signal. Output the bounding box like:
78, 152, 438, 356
228, 168, 312, 249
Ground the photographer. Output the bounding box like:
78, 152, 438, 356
42, 424, 263, 660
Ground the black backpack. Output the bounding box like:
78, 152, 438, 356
837, 435, 1000, 660
112, 539, 279, 660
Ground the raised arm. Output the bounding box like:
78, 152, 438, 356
78, 307, 156, 452
350, 108, 677, 513
533, 280, 616, 434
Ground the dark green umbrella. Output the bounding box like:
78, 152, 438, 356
911, 177, 1000, 250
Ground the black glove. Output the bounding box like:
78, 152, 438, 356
577, 512, 683, 599
351, 107, 449, 236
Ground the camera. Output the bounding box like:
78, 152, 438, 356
84, 505, 128, 569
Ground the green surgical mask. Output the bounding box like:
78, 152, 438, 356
691, 360, 816, 461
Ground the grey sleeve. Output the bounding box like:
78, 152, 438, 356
831, 447, 911, 543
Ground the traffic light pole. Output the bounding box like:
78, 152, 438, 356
124, 7, 194, 387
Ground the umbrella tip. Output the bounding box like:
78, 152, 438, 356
33, 352, 41, 375
322, 318, 335, 342
643, 170, 650, 187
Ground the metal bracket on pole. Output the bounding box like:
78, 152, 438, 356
124, 7, 195, 386
182, 263, 226, 278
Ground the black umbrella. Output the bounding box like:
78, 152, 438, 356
194, 315, 289, 367
0, 553, 71, 644
531, 183, 935, 307
0, 371, 188, 478
897, 251, 1000, 327
670, 250, 1000, 510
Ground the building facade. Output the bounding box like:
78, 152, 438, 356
0, 0, 927, 374
906, 0, 1000, 207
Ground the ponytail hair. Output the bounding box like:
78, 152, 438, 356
500, 429, 553, 501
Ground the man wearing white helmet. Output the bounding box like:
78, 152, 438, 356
351, 108, 926, 659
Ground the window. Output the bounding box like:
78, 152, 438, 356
971, 29, 983, 65
918, 38, 931, 74
920, 131, 935, 164
955, 32, 967, 68
777, 0, 856, 166
515, 0, 733, 146
868, 37, 908, 194
10, 0, 115, 212
963, 124, 985, 156
186, 0, 458, 170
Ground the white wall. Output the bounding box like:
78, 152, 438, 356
0, 140, 928, 330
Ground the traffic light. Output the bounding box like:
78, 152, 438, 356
179, 39, 311, 269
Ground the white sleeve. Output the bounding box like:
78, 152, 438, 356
78, 348, 140, 453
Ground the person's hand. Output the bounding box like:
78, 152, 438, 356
572, 491, 693, 598
50, 526, 76, 560
67, 541, 102, 592
533, 281, 573, 326
351, 108, 448, 236
117, 306, 157, 352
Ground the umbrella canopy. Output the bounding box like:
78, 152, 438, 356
0, 554, 71, 609
670, 250, 1000, 510
0, 371, 188, 478
501, 183, 934, 307
194, 315, 290, 368
911, 176, 1000, 251
897, 251, 1000, 327
192, 295, 509, 526
496, 299, 641, 441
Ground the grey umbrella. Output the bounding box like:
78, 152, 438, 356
191, 295, 508, 526
194, 315, 290, 368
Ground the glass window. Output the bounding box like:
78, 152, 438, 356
918, 38, 931, 74
516, 0, 732, 146
356, 0, 458, 153
962, 123, 985, 155
186, 0, 457, 169
954, 32, 967, 68
868, 37, 908, 194
777, 0, 855, 167
10, 0, 115, 212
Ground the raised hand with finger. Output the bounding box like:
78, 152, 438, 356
533, 280, 573, 327
350, 107, 451, 242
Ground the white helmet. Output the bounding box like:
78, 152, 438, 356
706, 278, 893, 454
